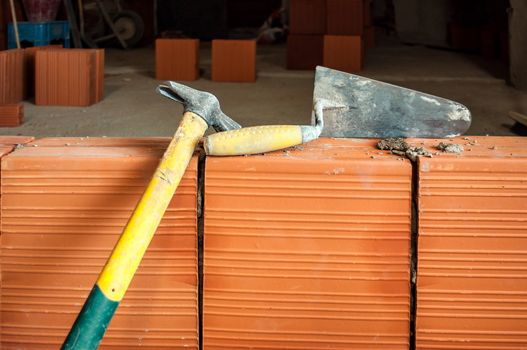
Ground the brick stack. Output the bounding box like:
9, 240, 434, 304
156, 38, 200, 81
0, 104, 23, 127
35, 49, 104, 106
323, 0, 365, 73
203, 138, 412, 349
288, 0, 372, 72
0, 49, 24, 104
287, 0, 326, 70
0, 141, 199, 349
211, 39, 256, 82
415, 136, 527, 349
23, 45, 63, 98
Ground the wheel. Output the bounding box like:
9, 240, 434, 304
112, 10, 144, 48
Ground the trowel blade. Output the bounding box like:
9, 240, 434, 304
313, 66, 471, 138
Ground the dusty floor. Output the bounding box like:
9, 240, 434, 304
1, 37, 526, 137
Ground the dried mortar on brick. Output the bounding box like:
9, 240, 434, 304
377, 138, 432, 162
437, 142, 464, 154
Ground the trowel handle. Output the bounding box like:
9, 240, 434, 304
204, 101, 325, 156
204, 124, 319, 156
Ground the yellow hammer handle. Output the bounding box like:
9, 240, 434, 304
204, 125, 306, 156
96, 111, 208, 301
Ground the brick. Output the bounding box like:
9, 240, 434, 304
0, 104, 23, 127
27, 136, 171, 148
35, 48, 105, 106
326, 0, 363, 35
0, 49, 24, 104
211, 40, 256, 82
23, 45, 63, 98
287, 34, 323, 70
415, 136, 527, 349
290, 0, 326, 34
323, 35, 363, 73
203, 138, 412, 350
0, 143, 199, 349
156, 38, 199, 81
364, 26, 375, 49
0, 136, 35, 146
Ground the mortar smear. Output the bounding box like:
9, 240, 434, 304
377, 138, 432, 162
437, 142, 464, 154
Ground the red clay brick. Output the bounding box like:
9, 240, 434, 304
287, 34, 323, 70
326, 0, 364, 35
203, 138, 412, 350
414, 136, 527, 349
0, 104, 23, 127
323, 35, 363, 73
23, 45, 63, 98
0, 143, 199, 349
290, 0, 326, 34
35, 49, 105, 106
0, 49, 24, 104
27, 137, 171, 148
156, 38, 199, 81
0, 136, 34, 146
211, 40, 256, 82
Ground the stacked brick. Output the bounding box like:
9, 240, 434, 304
0, 49, 24, 104
0, 104, 23, 127
415, 136, 527, 349
156, 38, 200, 81
203, 138, 412, 349
211, 39, 256, 82
288, 0, 374, 72
0, 140, 199, 349
35, 49, 104, 106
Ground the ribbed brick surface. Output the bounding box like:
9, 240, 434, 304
23, 45, 63, 98
156, 39, 199, 81
287, 34, 323, 70
326, 0, 363, 35
203, 138, 411, 349
211, 40, 256, 82
323, 35, 363, 73
27, 136, 171, 148
415, 136, 527, 350
35, 49, 104, 106
0, 144, 198, 349
0, 49, 24, 104
0, 104, 23, 127
290, 0, 326, 34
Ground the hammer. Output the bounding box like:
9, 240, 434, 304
62, 82, 242, 349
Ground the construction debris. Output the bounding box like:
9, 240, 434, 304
377, 137, 432, 161
437, 142, 464, 154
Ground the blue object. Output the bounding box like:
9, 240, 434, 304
8, 21, 70, 49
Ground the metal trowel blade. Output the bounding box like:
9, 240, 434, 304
313, 66, 471, 138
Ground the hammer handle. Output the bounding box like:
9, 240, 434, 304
204, 125, 304, 156
62, 112, 208, 349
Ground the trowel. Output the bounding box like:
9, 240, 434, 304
204, 66, 472, 156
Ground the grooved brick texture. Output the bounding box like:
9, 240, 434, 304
203, 138, 411, 349
211, 40, 256, 82
415, 136, 527, 350
156, 39, 199, 81
287, 34, 323, 70
35, 49, 104, 106
0, 142, 198, 349
326, 0, 364, 35
323, 35, 363, 73
23, 45, 63, 98
290, 0, 326, 34
0, 105, 23, 127
0, 49, 24, 104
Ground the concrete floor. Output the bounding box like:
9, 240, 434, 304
1, 38, 526, 137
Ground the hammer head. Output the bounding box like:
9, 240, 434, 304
157, 82, 241, 132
